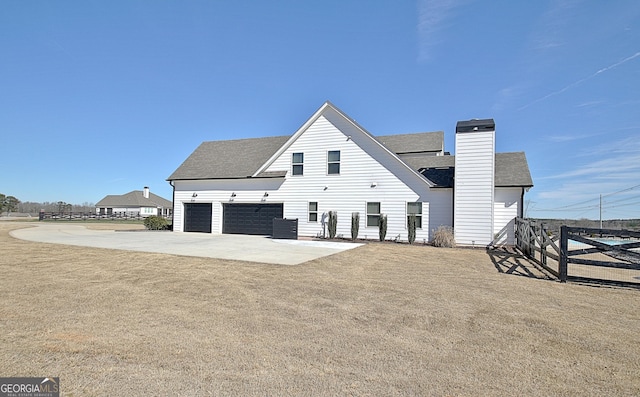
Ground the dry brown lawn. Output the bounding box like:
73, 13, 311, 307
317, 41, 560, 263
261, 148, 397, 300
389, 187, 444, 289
1, 222, 639, 396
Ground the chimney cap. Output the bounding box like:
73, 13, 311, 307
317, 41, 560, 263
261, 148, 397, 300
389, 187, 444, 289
456, 119, 495, 133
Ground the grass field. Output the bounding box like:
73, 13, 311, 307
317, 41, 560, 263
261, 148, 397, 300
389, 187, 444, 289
1, 222, 639, 396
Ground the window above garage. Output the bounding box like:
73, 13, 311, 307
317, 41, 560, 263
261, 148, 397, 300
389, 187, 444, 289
292, 152, 304, 176
328, 150, 340, 175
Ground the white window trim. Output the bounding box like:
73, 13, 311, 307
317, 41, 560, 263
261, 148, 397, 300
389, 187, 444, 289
292, 152, 304, 176
327, 150, 340, 175
406, 202, 423, 229
366, 201, 381, 227
308, 201, 318, 223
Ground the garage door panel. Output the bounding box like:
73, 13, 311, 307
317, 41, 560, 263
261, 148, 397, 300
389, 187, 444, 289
223, 204, 283, 235
184, 203, 212, 233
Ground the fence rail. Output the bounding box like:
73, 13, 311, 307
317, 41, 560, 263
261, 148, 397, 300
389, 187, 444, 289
38, 212, 171, 221
516, 218, 640, 286
515, 218, 561, 278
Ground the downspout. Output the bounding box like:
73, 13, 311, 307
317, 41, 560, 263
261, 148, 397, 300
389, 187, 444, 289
451, 178, 455, 227
169, 180, 175, 229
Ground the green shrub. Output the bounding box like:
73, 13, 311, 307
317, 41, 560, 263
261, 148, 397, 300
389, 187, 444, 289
328, 211, 338, 239
408, 214, 417, 244
432, 226, 455, 247
144, 215, 168, 230
351, 212, 360, 241
379, 214, 387, 242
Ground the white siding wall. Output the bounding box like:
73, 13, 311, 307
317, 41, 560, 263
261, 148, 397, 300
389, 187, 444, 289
110, 207, 157, 216
172, 179, 283, 233
428, 189, 453, 234
173, 113, 443, 241
493, 187, 522, 245
454, 130, 495, 246
265, 114, 434, 241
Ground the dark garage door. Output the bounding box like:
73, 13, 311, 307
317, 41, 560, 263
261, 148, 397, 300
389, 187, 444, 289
184, 203, 212, 233
223, 203, 283, 235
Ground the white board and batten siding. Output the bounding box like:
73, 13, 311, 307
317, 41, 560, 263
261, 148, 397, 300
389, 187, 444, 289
454, 129, 495, 246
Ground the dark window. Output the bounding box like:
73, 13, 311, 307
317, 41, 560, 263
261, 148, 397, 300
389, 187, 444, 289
292, 152, 304, 176
407, 202, 423, 229
328, 150, 340, 175
367, 202, 380, 227
309, 202, 318, 222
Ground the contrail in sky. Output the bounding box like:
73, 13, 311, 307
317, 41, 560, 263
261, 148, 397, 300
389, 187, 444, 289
519, 51, 640, 110
417, 0, 460, 62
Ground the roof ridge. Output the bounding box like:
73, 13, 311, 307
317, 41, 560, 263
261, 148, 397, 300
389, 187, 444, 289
378, 131, 443, 137
200, 135, 290, 144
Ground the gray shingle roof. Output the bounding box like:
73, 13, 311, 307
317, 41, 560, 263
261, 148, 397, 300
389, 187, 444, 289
494, 152, 533, 187
167, 136, 290, 180
376, 132, 444, 154
416, 152, 533, 188
403, 155, 454, 172
167, 132, 532, 188
167, 132, 444, 181
96, 190, 172, 208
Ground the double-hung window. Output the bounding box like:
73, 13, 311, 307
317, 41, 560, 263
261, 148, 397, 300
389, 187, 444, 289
292, 153, 304, 176
327, 150, 340, 175
308, 202, 318, 222
366, 202, 381, 227
407, 202, 423, 229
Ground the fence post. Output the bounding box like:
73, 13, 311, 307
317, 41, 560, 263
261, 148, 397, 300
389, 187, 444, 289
540, 223, 547, 266
526, 220, 532, 257
531, 223, 538, 261
559, 226, 568, 282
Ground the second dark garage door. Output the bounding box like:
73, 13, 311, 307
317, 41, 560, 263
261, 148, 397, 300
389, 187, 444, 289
223, 203, 283, 236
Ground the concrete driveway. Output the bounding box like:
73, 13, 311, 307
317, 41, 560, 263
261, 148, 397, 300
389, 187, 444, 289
9, 223, 362, 265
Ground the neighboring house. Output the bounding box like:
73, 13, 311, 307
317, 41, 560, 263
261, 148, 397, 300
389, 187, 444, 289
167, 102, 532, 246
95, 187, 173, 218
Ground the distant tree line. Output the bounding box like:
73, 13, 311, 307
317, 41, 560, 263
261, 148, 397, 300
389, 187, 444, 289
0, 193, 20, 214
0, 194, 95, 215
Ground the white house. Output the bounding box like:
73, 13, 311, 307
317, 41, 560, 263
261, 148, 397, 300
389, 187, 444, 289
95, 187, 173, 218
167, 102, 532, 246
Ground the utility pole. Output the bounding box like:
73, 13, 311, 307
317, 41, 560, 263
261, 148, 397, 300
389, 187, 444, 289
599, 194, 603, 229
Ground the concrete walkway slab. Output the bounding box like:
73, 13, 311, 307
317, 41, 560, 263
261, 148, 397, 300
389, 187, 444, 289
10, 224, 362, 265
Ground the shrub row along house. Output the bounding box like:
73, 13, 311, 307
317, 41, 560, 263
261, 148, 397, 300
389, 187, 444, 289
167, 102, 533, 246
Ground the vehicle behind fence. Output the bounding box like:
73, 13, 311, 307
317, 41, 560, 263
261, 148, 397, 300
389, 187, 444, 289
515, 218, 640, 286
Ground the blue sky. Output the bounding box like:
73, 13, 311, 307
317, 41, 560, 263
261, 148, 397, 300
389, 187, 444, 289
1, 1, 639, 219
